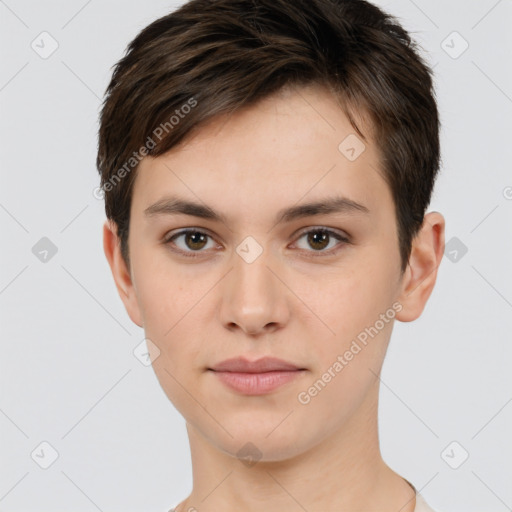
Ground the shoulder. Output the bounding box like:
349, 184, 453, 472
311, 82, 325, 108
168, 494, 440, 512
414, 493, 441, 512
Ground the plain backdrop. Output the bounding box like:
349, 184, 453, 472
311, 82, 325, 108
1, 1, 511, 511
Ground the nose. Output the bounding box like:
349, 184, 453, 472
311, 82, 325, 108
219, 249, 290, 337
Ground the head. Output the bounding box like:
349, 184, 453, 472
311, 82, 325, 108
99, 0, 445, 462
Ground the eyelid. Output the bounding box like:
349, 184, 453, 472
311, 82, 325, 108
292, 225, 350, 241
164, 226, 217, 242
163, 227, 222, 257
289, 227, 350, 256
163, 226, 350, 258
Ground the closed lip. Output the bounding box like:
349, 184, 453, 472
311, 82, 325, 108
209, 356, 306, 373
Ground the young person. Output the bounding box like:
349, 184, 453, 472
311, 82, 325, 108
97, 0, 446, 510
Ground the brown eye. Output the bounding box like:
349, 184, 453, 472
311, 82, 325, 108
294, 228, 350, 256
306, 230, 330, 251
165, 229, 217, 257
183, 231, 208, 250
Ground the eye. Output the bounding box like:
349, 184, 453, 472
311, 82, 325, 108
292, 227, 350, 256
164, 228, 219, 258
164, 226, 350, 259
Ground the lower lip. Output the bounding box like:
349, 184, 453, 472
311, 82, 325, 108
210, 370, 305, 395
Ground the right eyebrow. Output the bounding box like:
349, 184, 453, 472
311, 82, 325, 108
144, 196, 228, 223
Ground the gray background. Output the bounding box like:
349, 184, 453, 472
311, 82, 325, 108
1, 0, 511, 511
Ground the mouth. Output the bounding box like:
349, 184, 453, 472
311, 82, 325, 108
208, 356, 307, 395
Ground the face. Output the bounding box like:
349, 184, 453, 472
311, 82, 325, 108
104, 83, 443, 462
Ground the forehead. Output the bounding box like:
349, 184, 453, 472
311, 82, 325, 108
131, 84, 391, 226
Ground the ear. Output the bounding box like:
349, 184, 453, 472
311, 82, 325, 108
395, 211, 445, 322
102, 219, 143, 328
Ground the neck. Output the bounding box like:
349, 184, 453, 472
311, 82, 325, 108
175, 380, 416, 512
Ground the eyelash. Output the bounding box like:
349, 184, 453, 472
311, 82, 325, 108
163, 227, 350, 259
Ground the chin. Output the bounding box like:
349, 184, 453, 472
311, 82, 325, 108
220, 437, 304, 465
204, 417, 318, 464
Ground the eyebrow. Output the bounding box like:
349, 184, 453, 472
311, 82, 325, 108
144, 194, 370, 225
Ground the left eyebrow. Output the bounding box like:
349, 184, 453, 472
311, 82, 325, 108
274, 195, 370, 224
143, 194, 370, 224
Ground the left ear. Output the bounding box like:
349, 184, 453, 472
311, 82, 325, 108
395, 211, 445, 322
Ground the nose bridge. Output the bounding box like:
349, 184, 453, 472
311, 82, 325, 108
219, 241, 289, 334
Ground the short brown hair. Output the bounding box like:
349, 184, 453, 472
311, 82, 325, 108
96, 0, 440, 274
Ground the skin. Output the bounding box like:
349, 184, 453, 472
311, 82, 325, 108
104, 83, 445, 512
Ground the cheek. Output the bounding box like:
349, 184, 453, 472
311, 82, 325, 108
308, 269, 383, 328
131, 248, 208, 342
140, 276, 206, 414
296, 318, 393, 433
132, 251, 199, 334
303, 263, 397, 369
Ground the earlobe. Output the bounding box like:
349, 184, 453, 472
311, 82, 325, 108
102, 220, 144, 328
395, 212, 445, 323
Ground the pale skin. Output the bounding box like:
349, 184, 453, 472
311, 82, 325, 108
103, 83, 445, 512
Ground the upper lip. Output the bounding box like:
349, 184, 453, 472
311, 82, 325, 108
209, 357, 305, 373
